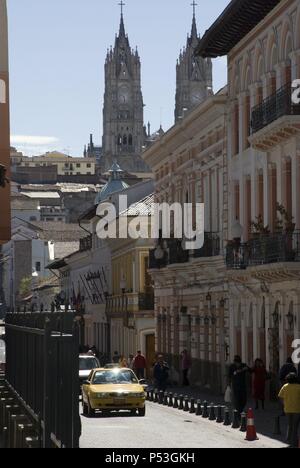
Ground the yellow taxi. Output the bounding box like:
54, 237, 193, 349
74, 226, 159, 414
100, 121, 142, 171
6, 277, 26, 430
82, 367, 146, 417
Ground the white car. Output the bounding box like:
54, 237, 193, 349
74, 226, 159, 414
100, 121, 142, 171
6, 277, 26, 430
79, 355, 100, 387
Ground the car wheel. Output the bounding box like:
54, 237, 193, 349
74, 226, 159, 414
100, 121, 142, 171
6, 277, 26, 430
87, 399, 95, 418
138, 407, 146, 417
102, 410, 110, 417
130, 409, 137, 416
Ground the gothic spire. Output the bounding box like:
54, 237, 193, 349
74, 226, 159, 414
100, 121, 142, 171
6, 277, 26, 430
190, 1, 198, 39
118, 1, 126, 38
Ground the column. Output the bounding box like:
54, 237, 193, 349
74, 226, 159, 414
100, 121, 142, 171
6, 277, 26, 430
291, 151, 300, 230
265, 299, 271, 370
252, 301, 259, 360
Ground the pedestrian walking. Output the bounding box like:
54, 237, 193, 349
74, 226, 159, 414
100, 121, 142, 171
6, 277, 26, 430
133, 351, 147, 380
279, 358, 297, 387
128, 354, 134, 369
229, 355, 250, 415
153, 354, 169, 392
278, 373, 300, 448
181, 349, 192, 386
119, 356, 128, 368
251, 359, 268, 410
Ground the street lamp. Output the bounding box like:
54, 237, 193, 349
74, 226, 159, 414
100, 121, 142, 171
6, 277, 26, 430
232, 219, 243, 242
120, 278, 127, 295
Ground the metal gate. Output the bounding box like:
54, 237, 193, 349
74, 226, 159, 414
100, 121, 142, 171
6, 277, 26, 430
4, 312, 80, 448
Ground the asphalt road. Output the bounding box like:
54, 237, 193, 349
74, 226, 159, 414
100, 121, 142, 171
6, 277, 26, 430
80, 402, 287, 449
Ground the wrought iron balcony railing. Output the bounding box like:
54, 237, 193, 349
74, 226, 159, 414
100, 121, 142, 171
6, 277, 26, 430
193, 232, 221, 258
149, 232, 221, 269
226, 231, 300, 270
251, 84, 300, 134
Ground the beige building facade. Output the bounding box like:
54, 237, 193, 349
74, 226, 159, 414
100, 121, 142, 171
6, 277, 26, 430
16, 151, 96, 176
143, 91, 228, 392
197, 0, 300, 387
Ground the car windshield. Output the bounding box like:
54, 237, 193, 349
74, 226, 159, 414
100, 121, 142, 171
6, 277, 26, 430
79, 357, 99, 371
92, 369, 138, 385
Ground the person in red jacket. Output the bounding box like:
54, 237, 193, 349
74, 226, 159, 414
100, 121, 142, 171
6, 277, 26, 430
133, 351, 147, 379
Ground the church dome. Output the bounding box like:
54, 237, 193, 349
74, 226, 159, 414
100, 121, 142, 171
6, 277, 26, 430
94, 162, 129, 205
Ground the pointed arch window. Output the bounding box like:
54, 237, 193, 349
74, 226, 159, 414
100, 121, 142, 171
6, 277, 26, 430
123, 135, 127, 146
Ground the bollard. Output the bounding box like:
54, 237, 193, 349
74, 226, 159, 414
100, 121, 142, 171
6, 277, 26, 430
184, 397, 190, 412
179, 395, 184, 410
202, 401, 209, 419
168, 393, 174, 407
173, 394, 179, 409
159, 391, 164, 405
273, 416, 282, 436
209, 404, 216, 421
216, 406, 224, 424
232, 410, 240, 429
223, 407, 231, 426
240, 413, 247, 433
154, 390, 159, 403
189, 398, 196, 414
163, 392, 168, 406
196, 400, 202, 416
150, 390, 154, 402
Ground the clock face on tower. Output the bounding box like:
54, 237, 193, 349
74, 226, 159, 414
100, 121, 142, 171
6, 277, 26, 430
119, 87, 130, 104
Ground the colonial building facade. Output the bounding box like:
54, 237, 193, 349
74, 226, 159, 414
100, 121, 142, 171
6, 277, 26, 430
197, 0, 300, 383
143, 90, 228, 392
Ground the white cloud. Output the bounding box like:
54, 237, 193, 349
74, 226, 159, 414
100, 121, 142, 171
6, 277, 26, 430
10, 135, 60, 156
11, 135, 59, 146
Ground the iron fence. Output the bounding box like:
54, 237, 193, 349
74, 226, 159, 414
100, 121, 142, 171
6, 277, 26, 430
4, 312, 80, 448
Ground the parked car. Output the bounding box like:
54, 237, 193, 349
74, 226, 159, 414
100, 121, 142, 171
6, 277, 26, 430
82, 367, 146, 417
79, 354, 100, 388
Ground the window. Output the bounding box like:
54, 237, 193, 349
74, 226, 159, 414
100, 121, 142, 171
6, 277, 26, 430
35, 262, 41, 272
76, 163, 81, 168
87, 163, 91, 168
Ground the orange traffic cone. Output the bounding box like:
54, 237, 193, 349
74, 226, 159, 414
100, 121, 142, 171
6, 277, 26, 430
245, 408, 259, 441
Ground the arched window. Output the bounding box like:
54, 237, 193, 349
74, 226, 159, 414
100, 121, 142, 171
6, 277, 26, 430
128, 134, 133, 146
123, 135, 127, 146
117, 135, 122, 146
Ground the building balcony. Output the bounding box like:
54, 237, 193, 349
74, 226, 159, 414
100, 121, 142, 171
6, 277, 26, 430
250, 84, 300, 151
106, 292, 154, 316
149, 232, 221, 269
226, 231, 300, 270
79, 235, 92, 252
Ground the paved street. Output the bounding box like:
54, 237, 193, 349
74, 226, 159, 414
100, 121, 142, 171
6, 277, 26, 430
80, 402, 288, 449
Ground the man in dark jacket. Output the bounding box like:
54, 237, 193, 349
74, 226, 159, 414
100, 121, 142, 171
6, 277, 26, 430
279, 358, 297, 387
153, 355, 169, 392
229, 355, 250, 415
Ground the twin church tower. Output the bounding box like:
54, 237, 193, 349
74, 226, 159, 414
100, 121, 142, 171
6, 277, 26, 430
96, 2, 213, 174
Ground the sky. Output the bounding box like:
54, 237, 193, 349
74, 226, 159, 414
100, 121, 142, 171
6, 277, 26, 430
7, 0, 230, 157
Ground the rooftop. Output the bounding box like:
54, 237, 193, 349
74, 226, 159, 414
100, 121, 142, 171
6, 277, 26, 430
120, 193, 155, 217
30, 221, 86, 242
195, 0, 281, 58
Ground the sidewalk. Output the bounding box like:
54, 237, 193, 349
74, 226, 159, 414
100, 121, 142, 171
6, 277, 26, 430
165, 386, 288, 443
